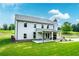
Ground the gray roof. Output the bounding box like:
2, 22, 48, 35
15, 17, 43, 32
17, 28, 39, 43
15, 14, 54, 24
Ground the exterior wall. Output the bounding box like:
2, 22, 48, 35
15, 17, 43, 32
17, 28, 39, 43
49, 25, 53, 29
15, 20, 56, 40
53, 22, 58, 31
15, 21, 18, 40
16, 21, 36, 40
36, 24, 41, 29
36, 24, 43, 39
36, 33, 43, 39
44, 24, 47, 29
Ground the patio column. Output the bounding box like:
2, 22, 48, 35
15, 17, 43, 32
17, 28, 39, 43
49, 32, 51, 40
52, 32, 53, 40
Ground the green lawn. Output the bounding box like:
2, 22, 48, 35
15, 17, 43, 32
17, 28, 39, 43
58, 31, 79, 38
0, 30, 79, 56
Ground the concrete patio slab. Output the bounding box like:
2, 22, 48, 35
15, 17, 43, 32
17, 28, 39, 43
32, 40, 53, 43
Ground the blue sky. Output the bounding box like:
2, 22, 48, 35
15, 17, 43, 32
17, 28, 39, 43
0, 3, 79, 27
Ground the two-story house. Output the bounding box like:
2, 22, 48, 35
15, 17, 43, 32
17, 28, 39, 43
15, 14, 58, 41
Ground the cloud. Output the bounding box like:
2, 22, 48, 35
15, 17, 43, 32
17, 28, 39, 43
48, 9, 60, 15
76, 19, 79, 23
49, 9, 70, 20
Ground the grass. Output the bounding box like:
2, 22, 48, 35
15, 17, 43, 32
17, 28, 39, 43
58, 31, 79, 38
0, 30, 14, 34
0, 30, 79, 56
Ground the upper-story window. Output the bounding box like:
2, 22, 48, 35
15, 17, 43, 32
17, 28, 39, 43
24, 23, 27, 27
47, 25, 49, 29
34, 24, 36, 28
41, 24, 44, 28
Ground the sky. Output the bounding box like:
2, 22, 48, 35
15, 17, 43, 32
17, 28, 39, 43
0, 3, 79, 27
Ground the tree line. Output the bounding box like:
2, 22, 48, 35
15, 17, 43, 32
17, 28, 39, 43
0, 24, 15, 30
60, 22, 79, 34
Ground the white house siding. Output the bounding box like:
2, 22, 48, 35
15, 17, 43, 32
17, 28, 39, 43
36, 24, 43, 39
53, 22, 58, 31
17, 21, 36, 40
16, 21, 44, 40
15, 21, 18, 40
16, 21, 54, 40
36, 24, 41, 29
36, 33, 43, 39
18, 21, 25, 40
44, 24, 47, 29
49, 25, 53, 29
15, 21, 56, 40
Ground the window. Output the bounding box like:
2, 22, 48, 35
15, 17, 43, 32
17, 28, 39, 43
24, 33, 27, 38
24, 23, 27, 27
47, 25, 49, 29
41, 24, 44, 28
33, 32, 36, 39
34, 24, 36, 28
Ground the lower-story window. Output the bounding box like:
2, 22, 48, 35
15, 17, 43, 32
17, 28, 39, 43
33, 32, 36, 39
24, 33, 27, 38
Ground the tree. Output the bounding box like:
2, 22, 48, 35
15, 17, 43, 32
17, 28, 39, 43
76, 23, 79, 32
61, 22, 72, 34
72, 23, 79, 32
3, 24, 8, 30
9, 24, 15, 30
72, 24, 77, 32
58, 27, 61, 30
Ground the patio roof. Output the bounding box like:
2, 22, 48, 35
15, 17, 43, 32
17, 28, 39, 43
36, 28, 54, 32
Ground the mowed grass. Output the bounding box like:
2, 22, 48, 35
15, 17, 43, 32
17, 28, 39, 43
0, 30, 79, 56
58, 31, 79, 38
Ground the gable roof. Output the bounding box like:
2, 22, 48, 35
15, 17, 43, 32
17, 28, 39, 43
15, 14, 54, 25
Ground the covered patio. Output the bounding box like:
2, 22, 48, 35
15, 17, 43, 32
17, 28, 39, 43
32, 28, 56, 43
36, 28, 53, 39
